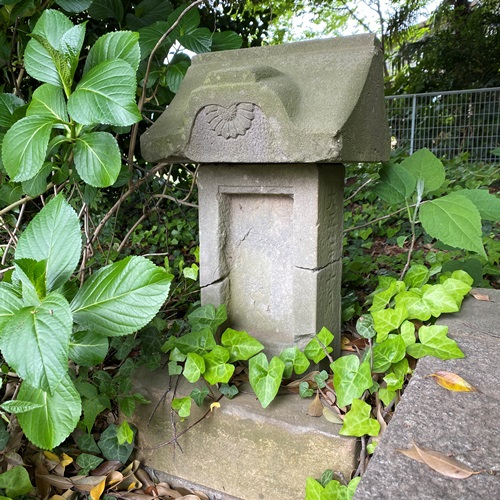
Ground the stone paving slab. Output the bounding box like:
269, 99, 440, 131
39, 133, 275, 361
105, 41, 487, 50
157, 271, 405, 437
355, 289, 500, 500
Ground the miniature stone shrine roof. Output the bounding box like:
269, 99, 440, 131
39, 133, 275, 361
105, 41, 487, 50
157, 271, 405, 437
141, 34, 390, 164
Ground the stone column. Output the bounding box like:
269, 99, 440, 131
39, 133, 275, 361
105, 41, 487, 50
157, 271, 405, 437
141, 34, 390, 357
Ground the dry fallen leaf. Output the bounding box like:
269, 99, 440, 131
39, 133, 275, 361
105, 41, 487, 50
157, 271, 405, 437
90, 477, 106, 500
426, 371, 479, 392
398, 441, 482, 479
210, 402, 220, 411
470, 291, 490, 301
322, 407, 344, 424
308, 392, 323, 417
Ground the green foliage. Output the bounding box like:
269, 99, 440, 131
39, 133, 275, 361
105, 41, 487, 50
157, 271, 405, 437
0, 466, 33, 497
98, 423, 135, 463
305, 475, 361, 500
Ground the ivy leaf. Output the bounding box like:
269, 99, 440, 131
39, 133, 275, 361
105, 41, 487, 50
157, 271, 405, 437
249, 353, 285, 409
190, 387, 209, 406
71, 256, 173, 336
448, 188, 500, 221
203, 345, 234, 385
174, 328, 216, 356
2, 115, 54, 182
279, 346, 310, 378
16, 374, 81, 449
394, 291, 432, 321
98, 424, 134, 463
371, 305, 409, 343
69, 330, 108, 366
373, 161, 416, 205
421, 284, 461, 316
304, 327, 334, 363
84, 31, 141, 74
330, 356, 373, 408
372, 335, 406, 373
0, 466, 33, 497
183, 352, 205, 383
172, 397, 192, 418
188, 304, 226, 333
116, 420, 133, 444
406, 324, 464, 360
76, 453, 104, 475
420, 194, 486, 258
400, 148, 445, 194
16, 194, 81, 291
74, 132, 121, 187
369, 279, 404, 312
0, 93, 25, 127
67, 59, 142, 126
442, 278, 472, 305
356, 314, 376, 339
0, 293, 72, 394
221, 328, 264, 362
339, 399, 380, 437
81, 395, 109, 433
403, 264, 430, 289
210, 31, 243, 51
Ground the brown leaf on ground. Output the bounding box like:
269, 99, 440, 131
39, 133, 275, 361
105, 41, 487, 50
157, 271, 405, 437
398, 442, 482, 479
322, 407, 344, 424
308, 392, 323, 417
284, 371, 320, 392
470, 291, 490, 301
426, 371, 479, 392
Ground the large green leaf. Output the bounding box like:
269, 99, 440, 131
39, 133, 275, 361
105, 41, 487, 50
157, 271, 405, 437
16, 374, 81, 449
174, 328, 216, 356
179, 27, 212, 54
372, 335, 406, 373
373, 161, 416, 205
330, 356, 373, 408
16, 194, 81, 291
2, 115, 54, 182
420, 194, 485, 257
26, 84, 68, 122
183, 352, 205, 383
210, 31, 243, 51
406, 324, 464, 360
74, 132, 121, 187
448, 189, 500, 221
55, 0, 93, 13
67, 59, 142, 126
30, 9, 73, 50
400, 148, 445, 194
188, 304, 226, 333
0, 283, 23, 329
59, 22, 86, 84
221, 328, 264, 362
88, 0, 124, 21
98, 424, 134, 463
138, 22, 172, 60
71, 256, 172, 336
127, 0, 173, 30
202, 345, 234, 385
249, 353, 285, 408
24, 38, 61, 87
22, 162, 53, 197
0, 466, 33, 497
166, 57, 190, 93
0, 292, 72, 394
0, 93, 25, 127
303, 327, 334, 363
371, 305, 408, 343
339, 399, 380, 437
84, 31, 141, 74
69, 330, 109, 366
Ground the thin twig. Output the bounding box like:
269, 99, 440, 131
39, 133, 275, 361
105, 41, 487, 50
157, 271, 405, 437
345, 177, 373, 202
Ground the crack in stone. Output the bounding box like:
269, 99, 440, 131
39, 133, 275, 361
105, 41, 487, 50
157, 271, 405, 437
294, 259, 340, 273
200, 274, 229, 289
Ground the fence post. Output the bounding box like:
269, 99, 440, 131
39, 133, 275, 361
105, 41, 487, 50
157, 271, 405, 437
409, 94, 417, 155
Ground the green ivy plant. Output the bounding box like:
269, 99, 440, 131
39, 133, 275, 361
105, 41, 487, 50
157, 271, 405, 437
0, 194, 172, 449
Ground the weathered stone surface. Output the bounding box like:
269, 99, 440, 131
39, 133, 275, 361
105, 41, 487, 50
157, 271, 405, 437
198, 164, 344, 356
355, 289, 500, 500
141, 35, 390, 164
131, 371, 358, 500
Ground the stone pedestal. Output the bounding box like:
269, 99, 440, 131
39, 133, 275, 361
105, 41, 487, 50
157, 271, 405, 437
198, 163, 344, 356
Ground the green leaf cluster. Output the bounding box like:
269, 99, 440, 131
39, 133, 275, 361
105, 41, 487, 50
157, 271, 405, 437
0, 195, 172, 449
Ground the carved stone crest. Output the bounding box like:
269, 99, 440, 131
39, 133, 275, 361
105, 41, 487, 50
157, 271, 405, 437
204, 103, 255, 139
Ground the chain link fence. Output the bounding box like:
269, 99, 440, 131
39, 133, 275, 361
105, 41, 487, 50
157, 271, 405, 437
386, 88, 500, 162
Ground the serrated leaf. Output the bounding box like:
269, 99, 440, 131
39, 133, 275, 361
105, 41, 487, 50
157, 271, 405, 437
406, 324, 464, 360
304, 327, 334, 363
330, 356, 373, 408
59, 22, 86, 84
183, 352, 205, 383
2, 115, 54, 182
69, 330, 108, 366
98, 424, 134, 463
166, 58, 190, 93
89, 0, 124, 21
188, 304, 226, 333
24, 38, 61, 87
0, 400, 44, 413
16, 194, 81, 291
448, 189, 500, 221
71, 256, 172, 336
0, 466, 33, 497
17, 374, 81, 449
203, 345, 234, 385
339, 399, 380, 437
179, 27, 212, 54
0, 93, 25, 127
400, 148, 445, 194
0, 283, 23, 329
279, 346, 310, 378
128, 0, 173, 30
172, 397, 191, 418
84, 31, 140, 74
249, 353, 285, 408
221, 328, 264, 362
74, 132, 121, 187
68, 59, 141, 126
55, 0, 93, 13
210, 31, 243, 51
372, 335, 406, 373
0, 293, 72, 393
373, 161, 416, 204
420, 194, 485, 257
138, 21, 172, 60
22, 162, 53, 197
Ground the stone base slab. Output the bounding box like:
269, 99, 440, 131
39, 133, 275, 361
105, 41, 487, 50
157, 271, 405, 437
131, 367, 358, 499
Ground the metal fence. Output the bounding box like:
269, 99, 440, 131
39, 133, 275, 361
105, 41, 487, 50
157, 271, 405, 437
385, 87, 500, 162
